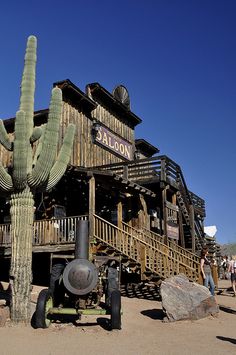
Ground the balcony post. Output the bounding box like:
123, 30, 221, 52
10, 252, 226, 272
117, 199, 123, 230
189, 204, 195, 253
162, 186, 168, 244
88, 174, 95, 244
160, 158, 167, 182
123, 165, 128, 180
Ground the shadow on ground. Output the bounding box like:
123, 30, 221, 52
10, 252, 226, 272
219, 305, 236, 315
121, 283, 161, 301
31, 310, 114, 330
141, 308, 164, 320
216, 336, 236, 345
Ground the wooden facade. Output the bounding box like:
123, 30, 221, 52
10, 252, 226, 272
0, 79, 210, 284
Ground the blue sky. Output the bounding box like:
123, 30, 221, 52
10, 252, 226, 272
0, 1, 235, 244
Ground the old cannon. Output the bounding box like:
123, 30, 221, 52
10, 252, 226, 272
34, 220, 121, 330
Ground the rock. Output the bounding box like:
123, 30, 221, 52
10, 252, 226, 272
0, 306, 10, 327
160, 274, 219, 322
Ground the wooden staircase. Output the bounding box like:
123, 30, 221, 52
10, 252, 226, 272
93, 155, 206, 253
93, 214, 200, 282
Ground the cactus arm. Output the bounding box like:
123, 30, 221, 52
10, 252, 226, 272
20, 35, 37, 136
12, 111, 28, 189
45, 124, 75, 191
19, 35, 37, 173
0, 120, 13, 151
28, 87, 62, 187
32, 125, 45, 167
30, 127, 42, 144
0, 163, 13, 192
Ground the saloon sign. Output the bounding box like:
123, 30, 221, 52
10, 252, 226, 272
94, 125, 133, 160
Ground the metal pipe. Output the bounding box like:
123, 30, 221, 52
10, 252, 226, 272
47, 307, 111, 315
75, 219, 89, 259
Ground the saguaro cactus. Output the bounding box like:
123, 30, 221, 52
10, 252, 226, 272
0, 36, 75, 324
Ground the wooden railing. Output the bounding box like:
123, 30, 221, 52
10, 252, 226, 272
121, 222, 164, 244
0, 215, 88, 246
141, 225, 200, 268
92, 157, 161, 182
144, 229, 200, 263
0, 223, 11, 245
92, 155, 205, 215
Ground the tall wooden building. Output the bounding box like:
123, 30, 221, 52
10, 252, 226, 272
0, 79, 207, 284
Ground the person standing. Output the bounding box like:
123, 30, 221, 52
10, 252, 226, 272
228, 255, 236, 297
200, 247, 215, 296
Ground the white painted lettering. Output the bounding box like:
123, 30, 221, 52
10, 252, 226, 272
102, 132, 108, 145
124, 145, 131, 159
114, 142, 119, 151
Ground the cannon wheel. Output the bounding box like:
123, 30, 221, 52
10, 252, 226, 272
110, 290, 121, 330
49, 262, 65, 306
35, 289, 53, 328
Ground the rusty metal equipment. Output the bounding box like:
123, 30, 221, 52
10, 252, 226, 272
33, 220, 122, 330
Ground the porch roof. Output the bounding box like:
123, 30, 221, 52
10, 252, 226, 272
67, 166, 156, 198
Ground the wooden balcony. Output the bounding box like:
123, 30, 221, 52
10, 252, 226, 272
92, 155, 205, 216
0, 215, 88, 255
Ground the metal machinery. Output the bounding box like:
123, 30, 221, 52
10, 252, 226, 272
34, 220, 122, 330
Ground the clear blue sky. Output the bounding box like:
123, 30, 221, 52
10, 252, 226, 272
0, 1, 235, 244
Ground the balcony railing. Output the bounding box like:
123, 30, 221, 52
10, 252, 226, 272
92, 155, 205, 214
0, 215, 88, 247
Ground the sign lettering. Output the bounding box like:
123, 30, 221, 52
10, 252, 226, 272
95, 125, 133, 160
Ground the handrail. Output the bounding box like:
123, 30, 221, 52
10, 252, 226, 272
121, 221, 164, 243
141, 225, 200, 263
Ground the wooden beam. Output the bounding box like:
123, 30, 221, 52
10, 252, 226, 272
140, 243, 147, 281
89, 176, 96, 242
117, 200, 123, 230
162, 187, 168, 244
189, 204, 195, 253
178, 210, 185, 248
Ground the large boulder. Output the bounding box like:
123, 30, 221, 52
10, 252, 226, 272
160, 274, 219, 322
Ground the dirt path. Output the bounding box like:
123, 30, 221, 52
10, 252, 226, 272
0, 280, 235, 355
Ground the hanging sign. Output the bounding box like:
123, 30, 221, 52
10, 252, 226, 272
167, 221, 179, 240
94, 124, 133, 160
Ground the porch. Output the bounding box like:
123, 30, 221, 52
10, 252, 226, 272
0, 214, 200, 282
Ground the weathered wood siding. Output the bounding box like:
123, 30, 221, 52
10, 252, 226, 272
0, 100, 135, 168
90, 102, 134, 166
62, 101, 135, 167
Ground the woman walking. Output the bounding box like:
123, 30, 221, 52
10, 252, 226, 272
200, 247, 215, 296
228, 255, 236, 297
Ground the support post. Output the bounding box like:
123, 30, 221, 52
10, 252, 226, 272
140, 243, 147, 281
162, 187, 168, 244
88, 175, 95, 246
178, 211, 185, 248
189, 204, 195, 253
137, 194, 149, 230
117, 200, 123, 230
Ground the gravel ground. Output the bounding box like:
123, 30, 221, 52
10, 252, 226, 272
0, 280, 235, 355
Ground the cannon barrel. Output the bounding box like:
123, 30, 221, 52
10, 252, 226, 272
63, 220, 98, 295
75, 219, 89, 259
